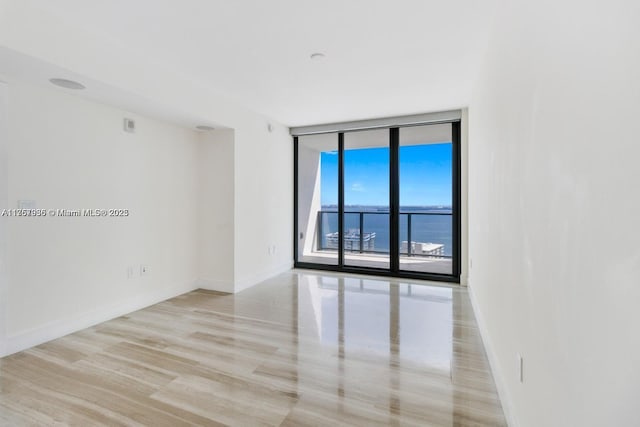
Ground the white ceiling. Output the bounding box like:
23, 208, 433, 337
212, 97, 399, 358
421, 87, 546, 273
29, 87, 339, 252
3, 0, 497, 127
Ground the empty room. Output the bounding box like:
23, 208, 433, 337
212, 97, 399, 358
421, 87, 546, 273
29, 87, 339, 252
0, 0, 638, 426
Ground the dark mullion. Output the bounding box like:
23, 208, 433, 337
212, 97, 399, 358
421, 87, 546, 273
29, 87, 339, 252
338, 133, 345, 268
451, 121, 462, 279
389, 128, 400, 273
407, 213, 412, 257
293, 136, 299, 264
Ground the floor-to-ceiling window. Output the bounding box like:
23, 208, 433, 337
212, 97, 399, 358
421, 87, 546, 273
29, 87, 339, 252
398, 124, 455, 276
293, 115, 461, 283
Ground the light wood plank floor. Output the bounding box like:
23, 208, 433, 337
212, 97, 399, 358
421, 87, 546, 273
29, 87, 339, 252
0, 271, 506, 426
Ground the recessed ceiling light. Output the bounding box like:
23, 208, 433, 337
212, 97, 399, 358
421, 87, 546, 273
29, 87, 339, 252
49, 78, 86, 90
310, 53, 326, 61
196, 125, 216, 131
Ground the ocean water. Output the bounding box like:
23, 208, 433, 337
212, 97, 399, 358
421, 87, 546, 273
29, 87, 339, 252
319, 207, 453, 256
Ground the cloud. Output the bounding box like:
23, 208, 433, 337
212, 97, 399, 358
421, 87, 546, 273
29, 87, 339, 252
351, 182, 365, 192
324, 150, 338, 155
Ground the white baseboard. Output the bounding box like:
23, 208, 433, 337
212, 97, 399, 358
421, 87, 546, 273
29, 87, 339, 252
467, 282, 519, 427
196, 261, 294, 294
196, 278, 234, 293
1, 281, 199, 358
234, 260, 293, 293
460, 274, 469, 286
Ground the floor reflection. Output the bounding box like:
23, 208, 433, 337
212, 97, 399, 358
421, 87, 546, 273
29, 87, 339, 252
284, 271, 505, 426
298, 274, 453, 370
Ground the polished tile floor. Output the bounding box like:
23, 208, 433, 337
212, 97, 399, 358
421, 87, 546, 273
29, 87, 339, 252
0, 271, 506, 426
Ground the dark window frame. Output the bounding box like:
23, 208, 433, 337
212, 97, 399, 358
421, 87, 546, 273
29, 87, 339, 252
293, 120, 461, 284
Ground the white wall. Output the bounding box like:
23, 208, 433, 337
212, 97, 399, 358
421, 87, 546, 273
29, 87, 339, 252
468, 1, 640, 426
233, 121, 293, 292
3, 79, 201, 354
198, 129, 235, 292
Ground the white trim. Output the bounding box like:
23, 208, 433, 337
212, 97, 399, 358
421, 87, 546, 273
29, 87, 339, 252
459, 274, 469, 286
234, 261, 293, 293
196, 278, 234, 294
2, 281, 198, 357
467, 282, 519, 427
290, 110, 462, 136
0, 81, 8, 357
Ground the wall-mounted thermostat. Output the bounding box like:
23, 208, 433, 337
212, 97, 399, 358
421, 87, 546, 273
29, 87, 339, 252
123, 118, 136, 133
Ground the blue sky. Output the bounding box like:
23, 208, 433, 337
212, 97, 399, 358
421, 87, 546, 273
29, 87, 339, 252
320, 143, 452, 206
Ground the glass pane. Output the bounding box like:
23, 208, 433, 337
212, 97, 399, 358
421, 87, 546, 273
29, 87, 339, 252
343, 129, 390, 269
399, 124, 453, 275
297, 133, 338, 265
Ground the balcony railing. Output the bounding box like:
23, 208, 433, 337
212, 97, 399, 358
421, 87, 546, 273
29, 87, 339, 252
316, 210, 452, 258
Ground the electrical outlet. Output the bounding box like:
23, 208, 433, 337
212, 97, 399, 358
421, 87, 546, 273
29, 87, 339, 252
140, 265, 149, 276
517, 354, 524, 383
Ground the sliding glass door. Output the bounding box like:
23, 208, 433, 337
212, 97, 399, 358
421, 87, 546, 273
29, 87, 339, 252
294, 121, 460, 283
399, 124, 454, 275
343, 129, 390, 269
